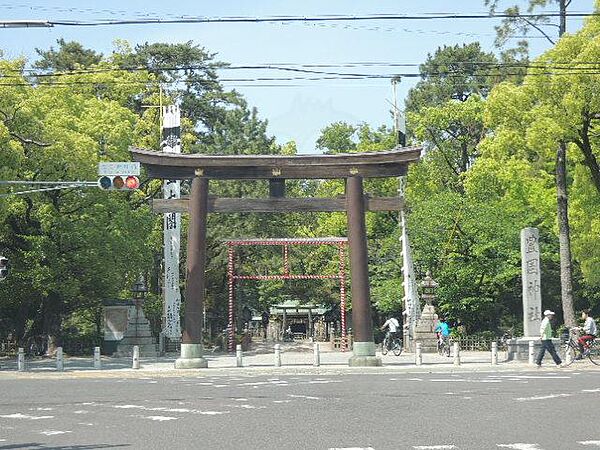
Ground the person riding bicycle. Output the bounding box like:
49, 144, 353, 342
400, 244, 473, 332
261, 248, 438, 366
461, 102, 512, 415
380, 316, 400, 349
434, 317, 451, 347
575, 310, 597, 359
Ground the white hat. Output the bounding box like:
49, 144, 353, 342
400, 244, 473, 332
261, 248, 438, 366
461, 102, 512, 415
543, 310, 555, 316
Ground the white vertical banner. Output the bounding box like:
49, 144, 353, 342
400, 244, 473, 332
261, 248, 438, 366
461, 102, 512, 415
162, 105, 182, 338
399, 178, 420, 339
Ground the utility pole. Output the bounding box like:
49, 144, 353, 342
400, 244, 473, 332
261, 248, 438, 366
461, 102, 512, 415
555, 0, 576, 327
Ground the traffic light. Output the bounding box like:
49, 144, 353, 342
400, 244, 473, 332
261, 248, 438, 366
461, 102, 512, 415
97, 175, 140, 191
0, 256, 8, 281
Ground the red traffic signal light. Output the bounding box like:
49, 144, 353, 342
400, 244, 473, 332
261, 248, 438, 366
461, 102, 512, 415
98, 175, 140, 191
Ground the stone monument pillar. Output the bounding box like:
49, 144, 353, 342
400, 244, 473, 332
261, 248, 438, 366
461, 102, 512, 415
521, 227, 542, 337
508, 228, 549, 361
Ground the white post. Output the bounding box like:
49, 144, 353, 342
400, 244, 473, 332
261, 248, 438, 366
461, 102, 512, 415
17, 347, 25, 372
313, 343, 320, 367
274, 344, 281, 367
415, 342, 422, 366
132, 345, 140, 369
491, 341, 498, 365
453, 342, 460, 366
56, 347, 64, 371
93, 347, 101, 369
236, 344, 243, 367
528, 340, 535, 365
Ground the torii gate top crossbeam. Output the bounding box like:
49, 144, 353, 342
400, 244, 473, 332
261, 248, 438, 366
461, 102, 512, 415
130, 145, 422, 180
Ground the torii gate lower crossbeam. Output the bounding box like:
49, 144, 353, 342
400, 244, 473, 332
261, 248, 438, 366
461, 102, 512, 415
226, 238, 349, 352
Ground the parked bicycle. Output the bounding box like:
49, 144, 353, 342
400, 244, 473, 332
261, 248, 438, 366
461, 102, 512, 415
563, 327, 599, 366
381, 333, 402, 356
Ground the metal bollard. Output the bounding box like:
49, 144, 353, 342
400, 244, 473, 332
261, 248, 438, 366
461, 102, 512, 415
132, 345, 140, 369
17, 347, 25, 372
274, 344, 281, 367
236, 344, 243, 367
491, 341, 498, 365
56, 347, 64, 371
415, 342, 422, 366
528, 340, 535, 365
313, 343, 320, 367
93, 346, 101, 369
453, 342, 461, 366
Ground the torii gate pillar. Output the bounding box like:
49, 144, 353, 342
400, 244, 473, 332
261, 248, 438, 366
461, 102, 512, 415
175, 174, 209, 369
346, 176, 381, 366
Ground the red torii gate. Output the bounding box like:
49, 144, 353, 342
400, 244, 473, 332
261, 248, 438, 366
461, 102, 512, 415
225, 237, 349, 352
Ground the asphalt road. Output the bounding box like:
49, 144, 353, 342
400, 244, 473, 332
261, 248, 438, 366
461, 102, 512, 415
0, 370, 599, 450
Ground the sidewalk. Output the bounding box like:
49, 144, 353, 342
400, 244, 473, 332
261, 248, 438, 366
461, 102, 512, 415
2, 341, 596, 378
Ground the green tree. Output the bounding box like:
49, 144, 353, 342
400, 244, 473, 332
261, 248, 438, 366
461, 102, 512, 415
34, 38, 103, 71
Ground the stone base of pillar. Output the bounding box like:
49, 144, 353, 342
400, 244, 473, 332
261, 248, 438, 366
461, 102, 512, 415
174, 343, 208, 369
348, 341, 382, 367
506, 337, 560, 362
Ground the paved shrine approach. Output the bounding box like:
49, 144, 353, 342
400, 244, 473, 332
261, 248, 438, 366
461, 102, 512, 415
130, 144, 422, 368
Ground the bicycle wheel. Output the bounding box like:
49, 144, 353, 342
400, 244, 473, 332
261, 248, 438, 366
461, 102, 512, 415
444, 342, 451, 357
587, 340, 600, 366
392, 340, 402, 356
437, 340, 443, 356
382, 337, 389, 355
563, 343, 577, 367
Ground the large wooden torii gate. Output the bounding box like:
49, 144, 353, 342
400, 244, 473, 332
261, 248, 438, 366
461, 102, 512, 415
130, 145, 421, 367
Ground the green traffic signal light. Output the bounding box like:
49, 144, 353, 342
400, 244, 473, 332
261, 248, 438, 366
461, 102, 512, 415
98, 176, 112, 190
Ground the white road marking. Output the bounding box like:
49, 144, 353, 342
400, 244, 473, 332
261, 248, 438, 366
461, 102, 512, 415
73, 410, 89, 414
0, 413, 54, 420
413, 446, 457, 449
273, 400, 292, 403
408, 378, 423, 381
498, 375, 570, 380
430, 379, 466, 382
497, 444, 543, 449
34, 407, 54, 411
140, 415, 178, 421
288, 394, 320, 400
582, 389, 600, 393
228, 404, 267, 410
578, 441, 600, 446
329, 447, 374, 450
515, 394, 571, 402
40, 430, 72, 436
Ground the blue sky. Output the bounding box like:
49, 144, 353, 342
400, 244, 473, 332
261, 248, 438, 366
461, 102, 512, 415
0, 1, 590, 153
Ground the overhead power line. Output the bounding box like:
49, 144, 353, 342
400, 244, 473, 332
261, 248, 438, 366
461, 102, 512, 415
2, 61, 600, 81
0, 11, 597, 28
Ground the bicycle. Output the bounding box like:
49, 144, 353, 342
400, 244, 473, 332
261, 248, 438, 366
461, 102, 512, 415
437, 333, 451, 357
563, 328, 600, 366
381, 333, 402, 356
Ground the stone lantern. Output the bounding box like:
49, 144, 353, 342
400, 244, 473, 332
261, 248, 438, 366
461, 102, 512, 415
413, 271, 440, 353
116, 276, 157, 357
420, 271, 439, 307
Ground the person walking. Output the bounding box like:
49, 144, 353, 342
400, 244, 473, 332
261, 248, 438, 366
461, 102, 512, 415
535, 310, 563, 368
